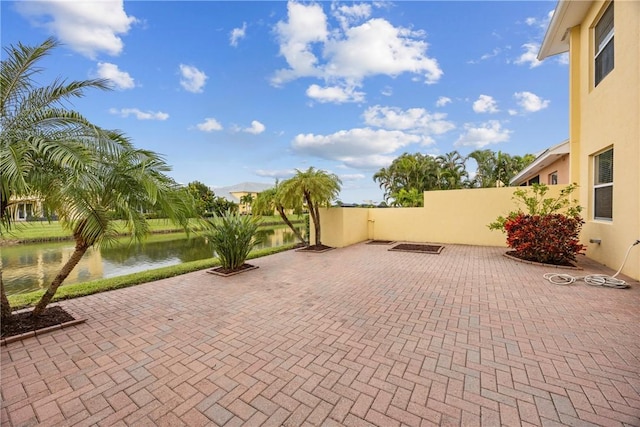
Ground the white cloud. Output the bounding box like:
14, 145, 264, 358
514, 43, 543, 68
381, 86, 393, 97
230, 22, 247, 47
332, 3, 371, 30
306, 84, 365, 104
472, 95, 499, 114
339, 173, 365, 181
96, 62, 134, 90
557, 53, 569, 65
255, 169, 296, 179
454, 120, 512, 149
468, 47, 502, 64
179, 64, 207, 93
109, 108, 168, 121
292, 128, 424, 169
514, 91, 550, 112
244, 120, 266, 135
508, 109, 518, 116
436, 96, 452, 107
363, 105, 455, 135
196, 118, 223, 132
272, 1, 442, 102
16, 0, 137, 59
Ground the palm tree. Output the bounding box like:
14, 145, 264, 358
30, 143, 195, 316
436, 151, 468, 189
239, 193, 254, 214
279, 167, 341, 247
252, 184, 306, 244
1, 38, 125, 321
1, 38, 196, 320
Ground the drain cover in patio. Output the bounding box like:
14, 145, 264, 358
389, 243, 444, 254
366, 240, 395, 245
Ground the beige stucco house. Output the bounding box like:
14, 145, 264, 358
539, 0, 639, 279
510, 140, 570, 187
213, 182, 273, 214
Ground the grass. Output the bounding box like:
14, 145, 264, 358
1, 215, 305, 243
7, 243, 298, 310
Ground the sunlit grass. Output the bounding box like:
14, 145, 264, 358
1, 215, 305, 242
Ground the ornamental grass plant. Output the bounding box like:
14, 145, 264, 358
207, 211, 261, 271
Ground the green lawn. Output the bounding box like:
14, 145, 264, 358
1, 215, 306, 243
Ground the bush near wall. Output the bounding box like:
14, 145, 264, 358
504, 213, 585, 265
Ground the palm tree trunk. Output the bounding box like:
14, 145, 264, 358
1, 269, 13, 323
31, 239, 89, 316
276, 205, 306, 245
312, 203, 322, 246
304, 193, 322, 246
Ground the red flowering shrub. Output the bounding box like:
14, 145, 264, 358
504, 213, 585, 265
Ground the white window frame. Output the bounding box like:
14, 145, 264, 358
593, 148, 613, 221
548, 171, 558, 185
594, 2, 614, 86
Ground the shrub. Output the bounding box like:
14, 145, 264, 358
489, 183, 585, 265
207, 211, 261, 270
504, 213, 585, 265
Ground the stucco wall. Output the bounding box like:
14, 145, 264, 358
571, 0, 640, 279
318, 186, 567, 249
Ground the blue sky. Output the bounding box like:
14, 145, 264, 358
1, 1, 568, 204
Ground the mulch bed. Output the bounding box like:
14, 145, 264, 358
1, 306, 76, 339
389, 243, 444, 254
207, 263, 259, 277
296, 244, 335, 253
504, 251, 580, 269
366, 240, 395, 245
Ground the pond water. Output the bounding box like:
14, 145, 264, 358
1, 226, 304, 296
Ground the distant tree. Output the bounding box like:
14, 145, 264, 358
239, 193, 254, 213
436, 151, 468, 190
186, 181, 216, 216
280, 167, 341, 247
373, 153, 439, 204
210, 196, 237, 216
392, 188, 423, 207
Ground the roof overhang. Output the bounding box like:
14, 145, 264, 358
538, 0, 594, 60
510, 140, 570, 185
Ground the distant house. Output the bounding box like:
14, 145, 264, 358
6, 197, 44, 222
213, 182, 273, 214
510, 140, 570, 186
539, 0, 639, 279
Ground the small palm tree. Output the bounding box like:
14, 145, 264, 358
30, 144, 195, 316
252, 184, 306, 244
1, 38, 196, 319
1, 38, 132, 321
279, 167, 341, 247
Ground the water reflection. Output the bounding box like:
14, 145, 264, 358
1, 226, 304, 295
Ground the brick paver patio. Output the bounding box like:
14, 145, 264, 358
2, 243, 640, 426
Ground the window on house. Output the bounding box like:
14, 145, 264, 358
549, 172, 558, 185
595, 2, 614, 86
528, 175, 540, 186
594, 148, 613, 220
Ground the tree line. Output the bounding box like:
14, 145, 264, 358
373, 150, 535, 207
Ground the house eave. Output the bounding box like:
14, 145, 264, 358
538, 0, 594, 60
510, 140, 570, 185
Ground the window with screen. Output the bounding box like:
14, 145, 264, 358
595, 2, 614, 86
594, 148, 613, 220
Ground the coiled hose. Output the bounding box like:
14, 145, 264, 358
543, 240, 640, 289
